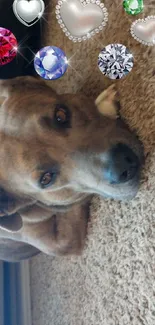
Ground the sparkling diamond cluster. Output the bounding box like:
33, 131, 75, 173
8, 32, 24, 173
55, 0, 108, 42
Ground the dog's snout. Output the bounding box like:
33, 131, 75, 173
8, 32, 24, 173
105, 143, 140, 184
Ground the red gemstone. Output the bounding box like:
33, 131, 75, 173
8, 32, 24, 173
0, 27, 17, 66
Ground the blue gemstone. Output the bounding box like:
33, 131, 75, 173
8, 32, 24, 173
34, 46, 68, 80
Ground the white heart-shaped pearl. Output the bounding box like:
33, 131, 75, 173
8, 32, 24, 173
131, 16, 155, 46
13, 0, 45, 27
56, 0, 108, 42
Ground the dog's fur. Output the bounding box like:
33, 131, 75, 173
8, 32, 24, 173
0, 76, 143, 261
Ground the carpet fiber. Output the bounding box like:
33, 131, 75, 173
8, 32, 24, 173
30, 1, 155, 324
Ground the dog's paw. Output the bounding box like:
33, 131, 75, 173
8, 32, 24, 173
95, 84, 120, 119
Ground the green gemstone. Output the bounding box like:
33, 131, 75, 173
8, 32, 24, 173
123, 0, 143, 15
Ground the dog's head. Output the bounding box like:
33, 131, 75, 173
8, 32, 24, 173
0, 76, 143, 212
0, 76, 144, 258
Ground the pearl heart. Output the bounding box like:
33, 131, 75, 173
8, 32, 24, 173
55, 0, 108, 42
13, 0, 45, 27
131, 16, 155, 46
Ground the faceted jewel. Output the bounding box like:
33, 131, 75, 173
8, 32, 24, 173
123, 0, 143, 15
0, 27, 17, 66
98, 44, 134, 80
34, 46, 68, 80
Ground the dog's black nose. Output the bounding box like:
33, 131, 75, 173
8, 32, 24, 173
105, 143, 140, 184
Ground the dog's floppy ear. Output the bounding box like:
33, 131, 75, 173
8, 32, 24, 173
0, 76, 39, 94
0, 77, 56, 110
0, 76, 56, 96
95, 85, 120, 119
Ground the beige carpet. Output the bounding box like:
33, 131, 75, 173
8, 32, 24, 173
30, 1, 155, 324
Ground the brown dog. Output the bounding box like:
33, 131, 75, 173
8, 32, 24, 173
0, 76, 143, 261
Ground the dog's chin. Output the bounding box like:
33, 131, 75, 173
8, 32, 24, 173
97, 176, 140, 201
100, 187, 139, 201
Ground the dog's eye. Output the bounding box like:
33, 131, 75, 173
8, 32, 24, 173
40, 172, 57, 188
54, 105, 70, 127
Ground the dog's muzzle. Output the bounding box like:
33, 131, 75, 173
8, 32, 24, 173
104, 143, 140, 184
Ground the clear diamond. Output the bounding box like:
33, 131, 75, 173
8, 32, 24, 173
98, 44, 134, 80
34, 46, 68, 80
